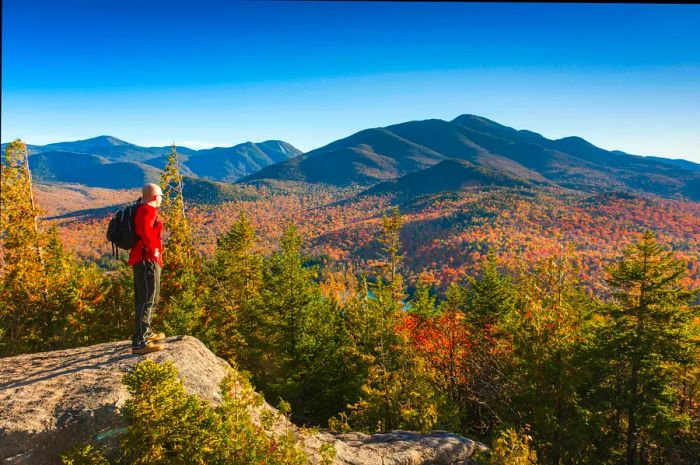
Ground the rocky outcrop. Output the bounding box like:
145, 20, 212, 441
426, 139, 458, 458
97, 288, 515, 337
0, 336, 485, 464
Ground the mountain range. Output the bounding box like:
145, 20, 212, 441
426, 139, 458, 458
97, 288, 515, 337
4, 115, 700, 201
0, 136, 303, 189
241, 114, 700, 201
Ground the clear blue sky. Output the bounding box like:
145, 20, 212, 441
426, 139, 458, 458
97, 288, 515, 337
3, 1, 700, 162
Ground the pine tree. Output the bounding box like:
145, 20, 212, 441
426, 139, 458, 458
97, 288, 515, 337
335, 275, 448, 433
407, 280, 439, 318
591, 230, 700, 465
505, 245, 594, 465
465, 249, 516, 328
157, 144, 203, 337
202, 211, 263, 361
246, 222, 348, 424
259, 223, 315, 363
375, 206, 405, 303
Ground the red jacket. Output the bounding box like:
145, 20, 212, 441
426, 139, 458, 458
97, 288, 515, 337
128, 203, 163, 267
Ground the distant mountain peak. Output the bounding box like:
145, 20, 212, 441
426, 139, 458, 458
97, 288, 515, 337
19, 136, 302, 188
454, 113, 491, 121
452, 114, 504, 127
72, 135, 131, 146
555, 136, 596, 147
259, 139, 290, 146
242, 114, 700, 201
257, 140, 301, 156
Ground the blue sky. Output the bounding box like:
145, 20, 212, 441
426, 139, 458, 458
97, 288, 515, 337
3, 1, 700, 162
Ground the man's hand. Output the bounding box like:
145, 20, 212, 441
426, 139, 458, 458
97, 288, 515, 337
154, 248, 160, 259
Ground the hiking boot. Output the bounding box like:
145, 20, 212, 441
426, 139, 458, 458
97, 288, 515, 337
131, 341, 164, 355
147, 332, 166, 343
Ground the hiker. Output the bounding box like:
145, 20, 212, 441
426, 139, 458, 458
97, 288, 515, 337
129, 183, 166, 354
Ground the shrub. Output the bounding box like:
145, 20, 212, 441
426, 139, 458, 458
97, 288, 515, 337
475, 427, 538, 465
62, 359, 325, 465
60, 444, 110, 465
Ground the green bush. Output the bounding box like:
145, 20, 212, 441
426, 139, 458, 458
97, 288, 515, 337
62, 359, 325, 465
474, 427, 538, 465
60, 444, 109, 465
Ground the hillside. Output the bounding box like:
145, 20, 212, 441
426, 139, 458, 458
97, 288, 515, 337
26, 152, 252, 203
361, 158, 553, 198
28, 151, 162, 189
0, 336, 484, 465
2, 136, 302, 187
4, 135, 198, 163
144, 140, 302, 182
37, 179, 700, 298
241, 114, 700, 200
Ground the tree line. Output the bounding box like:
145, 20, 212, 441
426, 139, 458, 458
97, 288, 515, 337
2, 139, 699, 465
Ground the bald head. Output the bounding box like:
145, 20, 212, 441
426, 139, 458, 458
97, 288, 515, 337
141, 183, 163, 207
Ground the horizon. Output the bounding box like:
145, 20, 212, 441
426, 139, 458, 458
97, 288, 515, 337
3, 1, 700, 162
2, 111, 700, 165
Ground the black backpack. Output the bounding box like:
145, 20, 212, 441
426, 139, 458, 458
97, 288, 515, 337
106, 198, 142, 258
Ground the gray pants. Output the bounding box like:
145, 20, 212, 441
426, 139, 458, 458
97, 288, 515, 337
132, 260, 161, 349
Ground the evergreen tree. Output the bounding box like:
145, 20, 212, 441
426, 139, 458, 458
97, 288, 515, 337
407, 280, 439, 318
41, 226, 81, 348
333, 275, 449, 433
376, 206, 405, 302
202, 211, 263, 362
157, 144, 203, 337
465, 249, 517, 328
505, 245, 594, 465
590, 230, 700, 465
247, 223, 348, 425
258, 223, 316, 367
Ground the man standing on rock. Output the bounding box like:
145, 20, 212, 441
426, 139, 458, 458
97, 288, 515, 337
129, 183, 166, 354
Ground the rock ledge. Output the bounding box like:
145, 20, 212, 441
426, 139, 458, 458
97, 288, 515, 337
0, 336, 485, 464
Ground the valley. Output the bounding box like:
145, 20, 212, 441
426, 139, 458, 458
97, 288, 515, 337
23, 114, 699, 299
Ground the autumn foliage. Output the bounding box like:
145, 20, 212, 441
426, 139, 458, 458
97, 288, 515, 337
3, 143, 700, 465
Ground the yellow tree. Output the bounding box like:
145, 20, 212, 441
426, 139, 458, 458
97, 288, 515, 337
0, 139, 48, 355
504, 245, 595, 464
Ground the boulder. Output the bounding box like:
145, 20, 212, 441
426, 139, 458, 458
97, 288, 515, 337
0, 336, 485, 464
